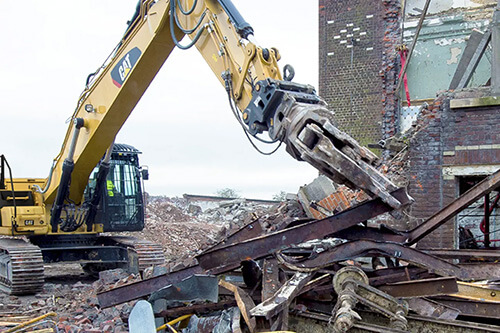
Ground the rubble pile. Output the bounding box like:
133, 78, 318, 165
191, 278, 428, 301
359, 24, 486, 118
0, 196, 292, 332
114, 196, 264, 261
120, 195, 303, 262
0, 269, 139, 333
147, 197, 194, 223
380, 99, 442, 190
2, 168, 500, 332
141, 197, 226, 259
96, 170, 500, 332
198, 199, 265, 224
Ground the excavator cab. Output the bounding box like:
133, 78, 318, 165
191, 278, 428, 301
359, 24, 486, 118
84, 143, 146, 232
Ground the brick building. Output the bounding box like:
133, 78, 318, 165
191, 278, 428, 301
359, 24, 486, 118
408, 89, 500, 249
319, 0, 500, 249
318, 0, 401, 148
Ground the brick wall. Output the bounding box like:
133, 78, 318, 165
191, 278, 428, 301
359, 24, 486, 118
408, 88, 500, 249
309, 191, 351, 220
318, 0, 401, 148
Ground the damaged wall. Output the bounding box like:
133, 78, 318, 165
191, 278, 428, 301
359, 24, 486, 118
408, 87, 500, 249
318, 0, 401, 148
399, 1, 496, 131
319, 0, 497, 143
403, 11, 493, 101
406, 0, 495, 16
319, 1, 500, 249
404, 0, 500, 249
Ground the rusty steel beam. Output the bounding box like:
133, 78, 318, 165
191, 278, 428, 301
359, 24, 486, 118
261, 259, 281, 302
458, 263, 500, 279
424, 249, 500, 260
332, 225, 406, 243
406, 169, 500, 245
277, 239, 463, 278
197, 188, 411, 270
99, 259, 259, 308
368, 267, 430, 286
377, 277, 458, 298
406, 298, 459, 320
158, 299, 237, 318
97, 265, 203, 308
431, 297, 500, 319
208, 217, 264, 251
280, 239, 500, 281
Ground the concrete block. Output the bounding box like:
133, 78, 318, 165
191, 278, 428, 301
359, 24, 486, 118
98, 269, 129, 286
152, 265, 168, 278
450, 96, 500, 109
153, 298, 167, 314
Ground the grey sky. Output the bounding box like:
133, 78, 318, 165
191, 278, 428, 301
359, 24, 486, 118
1, 1, 319, 199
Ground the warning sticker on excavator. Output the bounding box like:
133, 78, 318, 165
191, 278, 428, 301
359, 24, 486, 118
111, 47, 142, 88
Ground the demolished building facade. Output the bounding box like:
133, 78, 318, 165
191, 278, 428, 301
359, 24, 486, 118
319, 0, 500, 250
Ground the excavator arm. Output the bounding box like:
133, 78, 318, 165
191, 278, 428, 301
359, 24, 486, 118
43, 0, 411, 232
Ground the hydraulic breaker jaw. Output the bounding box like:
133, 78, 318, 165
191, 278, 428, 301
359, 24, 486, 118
245, 80, 413, 210
278, 102, 412, 210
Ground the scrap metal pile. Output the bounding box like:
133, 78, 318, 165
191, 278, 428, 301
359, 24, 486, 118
97, 169, 500, 332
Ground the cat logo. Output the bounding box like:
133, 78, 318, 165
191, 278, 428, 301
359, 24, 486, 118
119, 54, 132, 81
111, 47, 142, 88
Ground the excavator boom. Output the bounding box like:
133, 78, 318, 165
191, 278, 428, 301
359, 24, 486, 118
44, 0, 410, 214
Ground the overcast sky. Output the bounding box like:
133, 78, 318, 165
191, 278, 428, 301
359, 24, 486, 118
0, 1, 319, 199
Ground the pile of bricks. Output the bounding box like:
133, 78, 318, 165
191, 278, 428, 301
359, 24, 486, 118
0, 269, 140, 333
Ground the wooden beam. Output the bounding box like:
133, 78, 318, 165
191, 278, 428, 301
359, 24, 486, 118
449, 29, 491, 90
491, 3, 500, 94
396, 0, 432, 95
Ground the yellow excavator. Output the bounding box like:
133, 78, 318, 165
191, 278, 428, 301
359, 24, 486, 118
0, 0, 411, 294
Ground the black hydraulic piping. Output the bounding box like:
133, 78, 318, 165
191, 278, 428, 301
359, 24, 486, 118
0, 155, 21, 234
50, 118, 85, 232
0, 155, 5, 190
217, 0, 254, 39
84, 144, 114, 231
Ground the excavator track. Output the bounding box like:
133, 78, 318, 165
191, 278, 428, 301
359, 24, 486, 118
111, 236, 165, 271
0, 238, 44, 295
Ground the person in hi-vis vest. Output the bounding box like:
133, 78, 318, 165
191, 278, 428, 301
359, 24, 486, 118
107, 179, 115, 197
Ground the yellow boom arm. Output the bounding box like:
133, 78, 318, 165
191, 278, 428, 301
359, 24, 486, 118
44, 0, 282, 205
43, 0, 410, 230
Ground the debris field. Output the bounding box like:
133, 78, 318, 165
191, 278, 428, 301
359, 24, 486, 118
95, 169, 500, 333
1, 163, 500, 333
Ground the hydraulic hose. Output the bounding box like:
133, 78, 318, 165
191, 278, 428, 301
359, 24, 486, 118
50, 118, 85, 232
